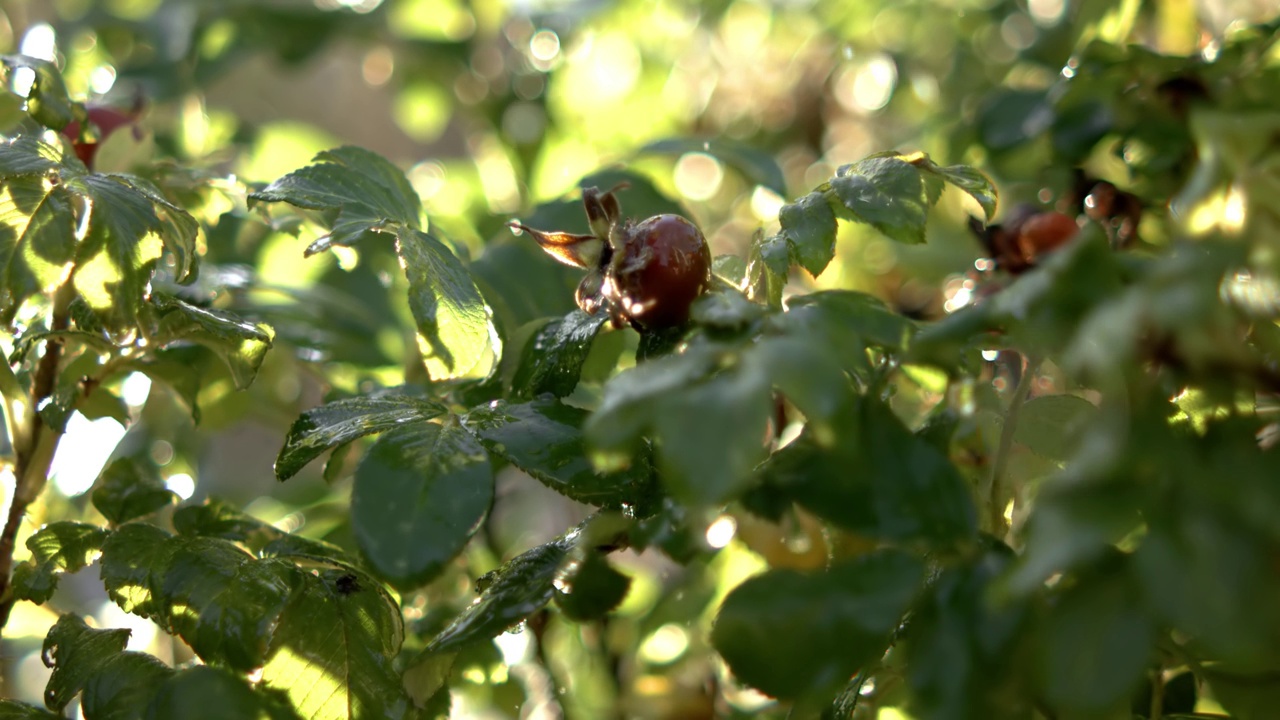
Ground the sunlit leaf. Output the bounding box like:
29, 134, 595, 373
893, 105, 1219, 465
352, 422, 493, 589
553, 551, 631, 621
1, 55, 79, 130
0, 175, 76, 324
110, 173, 199, 284
262, 567, 416, 720
275, 392, 448, 481
11, 522, 109, 604
779, 192, 837, 277
397, 228, 501, 382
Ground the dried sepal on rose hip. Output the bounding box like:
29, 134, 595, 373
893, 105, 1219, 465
510, 185, 712, 331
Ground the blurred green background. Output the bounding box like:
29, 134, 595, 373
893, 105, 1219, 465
1, 0, 1276, 716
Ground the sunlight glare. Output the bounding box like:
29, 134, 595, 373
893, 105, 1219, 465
49, 414, 128, 496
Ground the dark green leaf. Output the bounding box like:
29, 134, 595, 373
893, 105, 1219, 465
1037, 568, 1152, 715
586, 343, 719, 456
263, 567, 416, 719
762, 394, 977, 544
510, 309, 607, 399
828, 156, 941, 245
638, 137, 787, 195
352, 422, 493, 589
81, 652, 173, 720
397, 228, 500, 382
464, 397, 655, 509
125, 347, 205, 422
977, 89, 1050, 151
1, 55, 78, 130
91, 457, 176, 525
425, 533, 575, 654
905, 545, 1032, 720
42, 614, 131, 713
144, 666, 303, 720
1013, 394, 1097, 461
173, 499, 351, 562
779, 192, 838, 276
11, 522, 110, 604
711, 550, 923, 699
275, 392, 448, 481
691, 288, 765, 332
98, 526, 303, 671
0, 175, 77, 324
152, 294, 273, 390
553, 551, 632, 621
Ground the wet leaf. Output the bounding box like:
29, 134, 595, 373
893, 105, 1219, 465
42, 614, 132, 713
352, 422, 493, 589
144, 665, 303, 720
779, 192, 838, 277
425, 533, 575, 654
828, 155, 943, 245
510, 309, 607, 399
275, 392, 448, 481
463, 396, 655, 509
0, 175, 76, 325
152, 293, 274, 390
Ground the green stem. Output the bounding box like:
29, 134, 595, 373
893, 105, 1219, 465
1150, 666, 1165, 720
0, 279, 76, 634
987, 353, 1039, 537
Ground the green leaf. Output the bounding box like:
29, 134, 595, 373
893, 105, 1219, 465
144, 666, 303, 720
510, 309, 607, 399
905, 544, 1031, 720
0, 175, 77, 324
262, 567, 417, 720
779, 192, 838, 277
690, 289, 765, 332
248, 145, 422, 249
828, 155, 943, 245
762, 394, 977, 544
81, 651, 173, 719
925, 163, 999, 221
553, 551, 631, 621
711, 550, 924, 700
109, 174, 199, 285
1037, 567, 1153, 715
66, 174, 165, 331
1135, 511, 1280, 666
746, 232, 789, 307
463, 397, 656, 509
125, 346, 205, 422
152, 294, 274, 390
637, 137, 788, 195
98, 526, 303, 671
588, 342, 771, 506
397, 228, 501, 382
173, 499, 351, 562
352, 422, 493, 589
42, 614, 131, 713
425, 533, 575, 654
1, 55, 79, 130
0, 135, 63, 176
11, 522, 110, 604
275, 392, 448, 481
1013, 394, 1097, 461
91, 457, 176, 525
